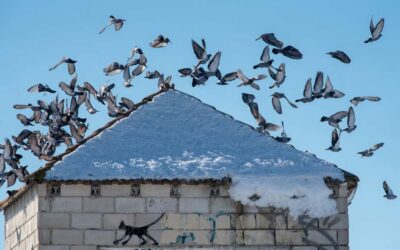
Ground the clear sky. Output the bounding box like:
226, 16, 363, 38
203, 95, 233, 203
0, 0, 399, 249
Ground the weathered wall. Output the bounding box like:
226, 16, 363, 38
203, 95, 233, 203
4, 182, 350, 250
4, 185, 39, 250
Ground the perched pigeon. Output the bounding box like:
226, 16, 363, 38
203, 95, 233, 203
272, 45, 302, 59
149, 35, 171, 48
358, 143, 384, 157
256, 33, 283, 48
275, 121, 291, 143
99, 15, 125, 34
326, 129, 341, 152
350, 96, 381, 106
49, 57, 77, 75
327, 50, 351, 64
237, 70, 266, 90
271, 92, 297, 114
383, 181, 397, 200
365, 18, 384, 43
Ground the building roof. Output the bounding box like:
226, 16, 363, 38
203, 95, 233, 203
0, 87, 358, 217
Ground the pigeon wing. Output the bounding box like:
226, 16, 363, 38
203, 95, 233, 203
314, 71, 324, 94
207, 52, 221, 72
304, 78, 313, 98
67, 63, 76, 75
272, 96, 282, 114
192, 40, 205, 60
236, 70, 249, 82
260, 46, 271, 62
372, 18, 384, 38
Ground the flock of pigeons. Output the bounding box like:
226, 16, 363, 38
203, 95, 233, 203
0, 15, 396, 200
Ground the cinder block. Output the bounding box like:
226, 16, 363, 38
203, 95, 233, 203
71, 246, 97, 250
60, 184, 91, 197
115, 198, 145, 213
292, 247, 318, 250
319, 214, 348, 229
38, 197, 50, 212
84, 230, 115, 245
37, 184, 47, 197
71, 213, 102, 229
276, 230, 304, 245
288, 215, 318, 229
234, 214, 256, 229
38, 246, 70, 250
179, 198, 209, 213
256, 213, 286, 229
210, 198, 240, 213
199, 214, 231, 229
140, 184, 171, 197
101, 184, 131, 197
244, 230, 275, 245
135, 213, 165, 230
215, 230, 243, 245
303, 230, 337, 245
163, 213, 199, 230
103, 213, 134, 229
52, 229, 83, 245
51, 197, 82, 212
38, 213, 70, 229
83, 197, 114, 213
38, 229, 51, 245
180, 184, 211, 197
146, 198, 178, 213
338, 229, 349, 245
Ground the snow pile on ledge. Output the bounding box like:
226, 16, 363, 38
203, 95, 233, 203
46, 90, 344, 218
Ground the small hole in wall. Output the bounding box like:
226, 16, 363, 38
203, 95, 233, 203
47, 184, 60, 197
91, 184, 101, 197
170, 185, 181, 197
131, 184, 140, 197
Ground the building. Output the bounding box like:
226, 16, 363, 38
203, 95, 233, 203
1, 87, 358, 250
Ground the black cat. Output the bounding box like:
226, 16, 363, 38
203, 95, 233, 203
113, 213, 165, 246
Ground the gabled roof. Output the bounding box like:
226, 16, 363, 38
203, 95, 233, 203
1, 87, 358, 217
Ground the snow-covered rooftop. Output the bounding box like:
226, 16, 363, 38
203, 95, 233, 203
45, 89, 348, 217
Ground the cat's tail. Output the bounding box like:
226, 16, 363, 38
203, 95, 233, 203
145, 213, 165, 228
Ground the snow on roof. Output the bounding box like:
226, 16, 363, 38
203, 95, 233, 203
45, 89, 346, 217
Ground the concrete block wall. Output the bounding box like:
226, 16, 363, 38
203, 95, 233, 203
4, 182, 350, 250
4, 185, 39, 250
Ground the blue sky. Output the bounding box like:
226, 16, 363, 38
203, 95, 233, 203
0, 0, 399, 249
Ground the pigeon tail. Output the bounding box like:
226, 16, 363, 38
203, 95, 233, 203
272, 48, 281, 54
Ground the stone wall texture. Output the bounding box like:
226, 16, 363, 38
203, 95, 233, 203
3, 182, 350, 250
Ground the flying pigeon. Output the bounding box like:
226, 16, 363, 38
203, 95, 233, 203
350, 96, 381, 106
99, 15, 126, 34
253, 46, 275, 69
296, 78, 315, 103
192, 39, 212, 68
49, 57, 77, 75
383, 181, 397, 200
271, 92, 297, 114
326, 129, 341, 152
256, 33, 283, 48
327, 50, 351, 64
216, 72, 238, 85
237, 70, 266, 90
149, 35, 171, 48
365, 18, 384, 43
145, 70, 161, 79
342, 107, 356, 133
321, 110, 348, 129
272, 45, 303, 59
357, 143, 384, 157
27, 84, 56, 94
269, 63, 286, 89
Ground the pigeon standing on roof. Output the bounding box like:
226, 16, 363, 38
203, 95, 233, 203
99, 15, 125, 34
149, 35, 171, 48
350, 96, 381, 106
326, 129, 341, 152
271, 92, 297, 114
236, 70, 266, 90
357, 143, 384, 157
272, 45, 303, 59
275, 121, 291, 143
365, 18, 384, 43
256, 33, 283, 48
383, 181, 397, 200
327, 50, 351, 64
49, 57, 77, 75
